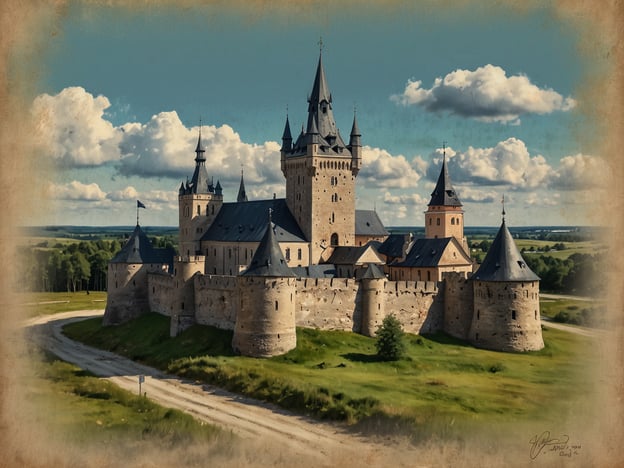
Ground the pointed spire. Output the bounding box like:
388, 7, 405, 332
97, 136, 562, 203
237, 168, 248, 202
349, 109, 361, 147
195, 119, 206, 160
281, 114, 292, 151
242, 208, 296, 277
215, 180, 222, 196
502, 194, 506, 222
306, 49, 341, 142
428, 146, 462, 207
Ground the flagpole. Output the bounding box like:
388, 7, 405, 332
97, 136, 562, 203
137, 203, 139, 226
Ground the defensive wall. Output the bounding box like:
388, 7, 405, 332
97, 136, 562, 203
146, 270, 449, 338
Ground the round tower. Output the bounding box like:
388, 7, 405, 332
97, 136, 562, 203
469, 217, 543, 352
359, 264, 386, 336
104, 224, 172, 326
232, 211, 297, 357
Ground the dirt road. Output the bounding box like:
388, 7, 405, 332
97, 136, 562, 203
25, 311, 413, 465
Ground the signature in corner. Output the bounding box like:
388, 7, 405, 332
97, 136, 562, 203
529, 431, 570, 459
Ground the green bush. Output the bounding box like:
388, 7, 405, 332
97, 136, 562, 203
375, 314, 406, 361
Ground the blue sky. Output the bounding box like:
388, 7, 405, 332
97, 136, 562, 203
29, 1, 611, 227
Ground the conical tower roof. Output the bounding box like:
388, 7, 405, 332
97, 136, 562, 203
242, 211, 296, 277
473, 220, 539, 282
237, 170, 248, 202
429, 154, 462, 207
110, 225, 171, 265
189, 130, 210, 194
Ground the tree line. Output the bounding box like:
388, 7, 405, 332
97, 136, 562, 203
18, 236, 177, 293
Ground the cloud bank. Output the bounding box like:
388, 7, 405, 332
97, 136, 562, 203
391, 65, 575, 124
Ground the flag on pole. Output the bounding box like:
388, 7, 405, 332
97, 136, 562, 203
137, 200, 146, 209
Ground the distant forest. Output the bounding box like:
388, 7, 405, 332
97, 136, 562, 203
17, 226, 605, 295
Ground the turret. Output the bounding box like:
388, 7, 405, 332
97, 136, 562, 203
281, 115, 292, 152
348, 112, 362, 173
178, 126, 223, 257
233, 210, 297, 357
469, 213, 543, 352
424, 146, 468, 254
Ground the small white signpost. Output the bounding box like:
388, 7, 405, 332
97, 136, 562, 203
138, 374, 145, 396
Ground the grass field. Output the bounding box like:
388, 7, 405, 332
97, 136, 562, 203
540, 297, 607, 327
25, 353, 231, 447
19, 291, 107, 316
63, 313, 598, 442
513, 239, 603, 259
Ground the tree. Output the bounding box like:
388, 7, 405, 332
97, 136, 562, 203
375, 314, 406, 361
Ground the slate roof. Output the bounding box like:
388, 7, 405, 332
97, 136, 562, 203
241, 219, 296, 277
355, 210, 389, 237
391, 237, 459, 268
377, 233, 412, 259
326, 245, 382, 265
201, 199, 307, 243
291, 264, 336, 278
473, 220, 540, 282
110, 225, 174, 271
429, 156, 462, 207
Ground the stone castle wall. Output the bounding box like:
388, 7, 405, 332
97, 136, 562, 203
194, 275, 239, 330
443, 272, 474, 340
295, 277, 362, 332
381, 280, 443, 335
147, 273, 176, 316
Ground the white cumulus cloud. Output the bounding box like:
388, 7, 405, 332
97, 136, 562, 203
391, 64, 575, 124
32, 87, 122, 166
433, 138, 554, 189
46, 181, 107, 201
552, 154, 609, 190
358, 146, 423, 189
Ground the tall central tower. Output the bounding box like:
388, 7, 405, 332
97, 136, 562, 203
280, 53, 362, 263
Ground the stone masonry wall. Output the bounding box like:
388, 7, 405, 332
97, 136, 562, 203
382, 280, 443, 335
295, 277, 362, 332
443, 272, 474, 340
147, 273, 176, 316
194, 275, 239, 330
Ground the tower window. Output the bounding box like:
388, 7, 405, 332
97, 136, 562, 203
275, 301, 279, 310
285, 248, 291, 261
197, 205, 200, 216
512, 310, 516, 320
297, 248, 302, 260
451, 218, 455, 225
437, 218, 440, 226
331, 233, 339, 246
429, 218, 432, 225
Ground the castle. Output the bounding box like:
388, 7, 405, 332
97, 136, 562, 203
103, 52, 544, 356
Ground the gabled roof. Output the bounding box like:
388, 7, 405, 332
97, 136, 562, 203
355, 210, 389, 237
390, 237, 470, 268
241, 218, 296, 278
325, 245, 384, 266
110, 224, 174, 270
201, 199, 307, 243
473, 220, 540, 282
377, 233, 412, 259
429, 155, 462, 207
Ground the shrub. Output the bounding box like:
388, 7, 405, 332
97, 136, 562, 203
375, 314, 406, 361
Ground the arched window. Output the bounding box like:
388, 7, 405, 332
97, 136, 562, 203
451, 218, 455, 225
331, 233, 339, 246
437, 218, 440, 226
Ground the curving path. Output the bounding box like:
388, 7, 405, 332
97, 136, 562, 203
24, 311, 409, 464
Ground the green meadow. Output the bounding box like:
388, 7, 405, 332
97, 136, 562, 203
64, 312, 597, 441
24, 348, 229, 448
19, 291, 107, 316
